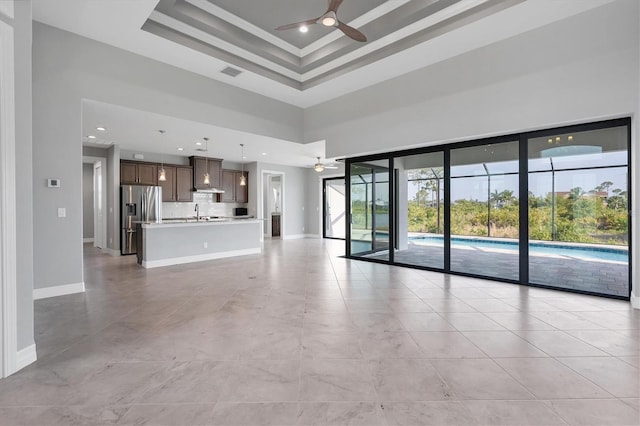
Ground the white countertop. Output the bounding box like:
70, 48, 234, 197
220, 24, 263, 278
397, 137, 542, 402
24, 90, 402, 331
142, 218, 262, 229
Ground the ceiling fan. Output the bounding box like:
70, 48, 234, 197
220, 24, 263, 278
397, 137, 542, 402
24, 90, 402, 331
312, 157, 339, 172
275, 0, 367, 42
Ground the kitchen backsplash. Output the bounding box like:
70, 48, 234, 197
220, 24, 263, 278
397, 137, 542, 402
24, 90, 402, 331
163, 192, 246, 218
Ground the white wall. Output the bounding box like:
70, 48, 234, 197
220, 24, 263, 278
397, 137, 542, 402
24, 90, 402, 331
32, 22, 304, 291
305, 1, 638, 158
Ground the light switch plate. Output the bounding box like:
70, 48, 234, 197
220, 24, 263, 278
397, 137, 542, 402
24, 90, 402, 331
57, 207, 66, 218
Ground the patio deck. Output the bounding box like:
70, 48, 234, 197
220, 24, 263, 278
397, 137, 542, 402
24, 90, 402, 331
364, 243, 629, 298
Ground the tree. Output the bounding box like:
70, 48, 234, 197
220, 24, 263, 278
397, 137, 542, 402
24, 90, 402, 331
568, 187, 585, 200
490, 189, 516, 208
594, 181, 613, 196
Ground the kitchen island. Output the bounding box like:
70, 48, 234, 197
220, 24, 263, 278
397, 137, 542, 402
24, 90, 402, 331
138, 218, 262, 268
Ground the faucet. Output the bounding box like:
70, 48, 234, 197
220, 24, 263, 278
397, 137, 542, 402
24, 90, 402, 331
194, 204, 200, 222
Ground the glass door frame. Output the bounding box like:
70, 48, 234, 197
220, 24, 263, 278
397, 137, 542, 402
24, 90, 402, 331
345, 117, 631, 301
322, 176, 346, 240
347, 159, 394, 259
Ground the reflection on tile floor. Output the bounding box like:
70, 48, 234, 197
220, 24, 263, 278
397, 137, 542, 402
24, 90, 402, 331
366, 243, 629, 297
1, 239, 638, 425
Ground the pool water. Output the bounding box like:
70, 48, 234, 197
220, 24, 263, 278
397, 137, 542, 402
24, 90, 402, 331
409, 235, 628, 263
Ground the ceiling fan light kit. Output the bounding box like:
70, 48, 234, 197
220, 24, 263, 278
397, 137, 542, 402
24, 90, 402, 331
276, 0, 367, 42
313, 156, 339, 172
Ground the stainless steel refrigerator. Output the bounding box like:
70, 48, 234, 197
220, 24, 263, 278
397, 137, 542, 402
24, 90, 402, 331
121, 185, 162, 255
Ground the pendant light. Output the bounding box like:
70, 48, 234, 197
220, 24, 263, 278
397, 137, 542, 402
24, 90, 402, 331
239, 144, 247, 186
158, 130, 167, 181
203, 137, 210, 185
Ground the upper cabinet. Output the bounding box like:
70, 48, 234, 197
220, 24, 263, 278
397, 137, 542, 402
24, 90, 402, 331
121, 161, 158, 186
190, 156, 222, 190
159, 165, 194, 202
219, 169, 248, 203
159, 165, 176, 202
176, 166, 193, 201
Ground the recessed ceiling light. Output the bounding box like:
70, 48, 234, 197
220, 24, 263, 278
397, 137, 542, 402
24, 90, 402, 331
242, 156, 247, 159
96, 126, 106, 132
87, 135, 96, 139
299, 25, 309, 33
195, 141, 202, 146
262, 152, 267, 156
177, 147, 184, 151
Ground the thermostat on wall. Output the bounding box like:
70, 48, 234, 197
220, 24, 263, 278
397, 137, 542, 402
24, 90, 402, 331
47, 178, 61, 188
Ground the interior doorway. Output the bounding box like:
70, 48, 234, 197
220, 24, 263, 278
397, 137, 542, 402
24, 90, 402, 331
261, 170, 285, 239
82, 156, 107, 249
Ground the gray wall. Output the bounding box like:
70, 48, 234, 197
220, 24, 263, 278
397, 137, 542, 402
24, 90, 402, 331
82, 163, 94, 239
305, 1, 639, 158
119, 149, 189, 166
32, 23, 303, 290
14, 0, 34, 351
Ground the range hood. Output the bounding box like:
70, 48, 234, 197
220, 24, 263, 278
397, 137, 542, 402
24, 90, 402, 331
195, 188, 225, 194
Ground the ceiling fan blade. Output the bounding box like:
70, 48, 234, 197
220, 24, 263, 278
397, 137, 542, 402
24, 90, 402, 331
328, 0, 344, 13
275, 18, 318, 31
325, 165, 339, 169
337, 21, 367, 42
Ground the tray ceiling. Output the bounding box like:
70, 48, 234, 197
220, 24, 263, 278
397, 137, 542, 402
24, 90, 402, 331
143, 0, 522, 90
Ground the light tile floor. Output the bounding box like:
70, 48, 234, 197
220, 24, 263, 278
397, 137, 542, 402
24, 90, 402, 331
0, 239, 638, 425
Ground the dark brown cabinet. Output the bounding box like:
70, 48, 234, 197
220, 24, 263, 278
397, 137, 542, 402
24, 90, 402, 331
190, 156, 222, 190
121, 161, 158, 185
176, 166, 193, 201
219, 169, 248, 203
159, 166, 176, 202
271, 214, 281, 237
159, 165, 193, 202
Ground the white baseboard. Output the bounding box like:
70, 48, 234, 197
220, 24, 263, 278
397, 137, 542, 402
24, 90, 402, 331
83, 238, 94, 243
33, 282, 85, 300
631, 290, 640, 310
103, 248, 121, 256
142, 247, 261, 269
282, 234, 321, 240
282, 234, 306, 240
15, 344, 37, 372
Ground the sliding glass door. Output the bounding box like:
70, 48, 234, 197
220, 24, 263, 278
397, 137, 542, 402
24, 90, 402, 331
345, 118, 630, 300
450, 141, 520, 281
350, 160, 391, 261
323, 178, 346, 239
394, 152, 444, 269
528, 125, 629, 297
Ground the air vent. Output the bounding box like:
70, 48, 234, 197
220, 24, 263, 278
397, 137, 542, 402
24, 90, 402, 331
221, 66, 242, 77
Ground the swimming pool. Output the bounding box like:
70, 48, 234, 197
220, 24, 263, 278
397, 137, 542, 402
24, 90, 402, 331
409, 235, 628, 263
